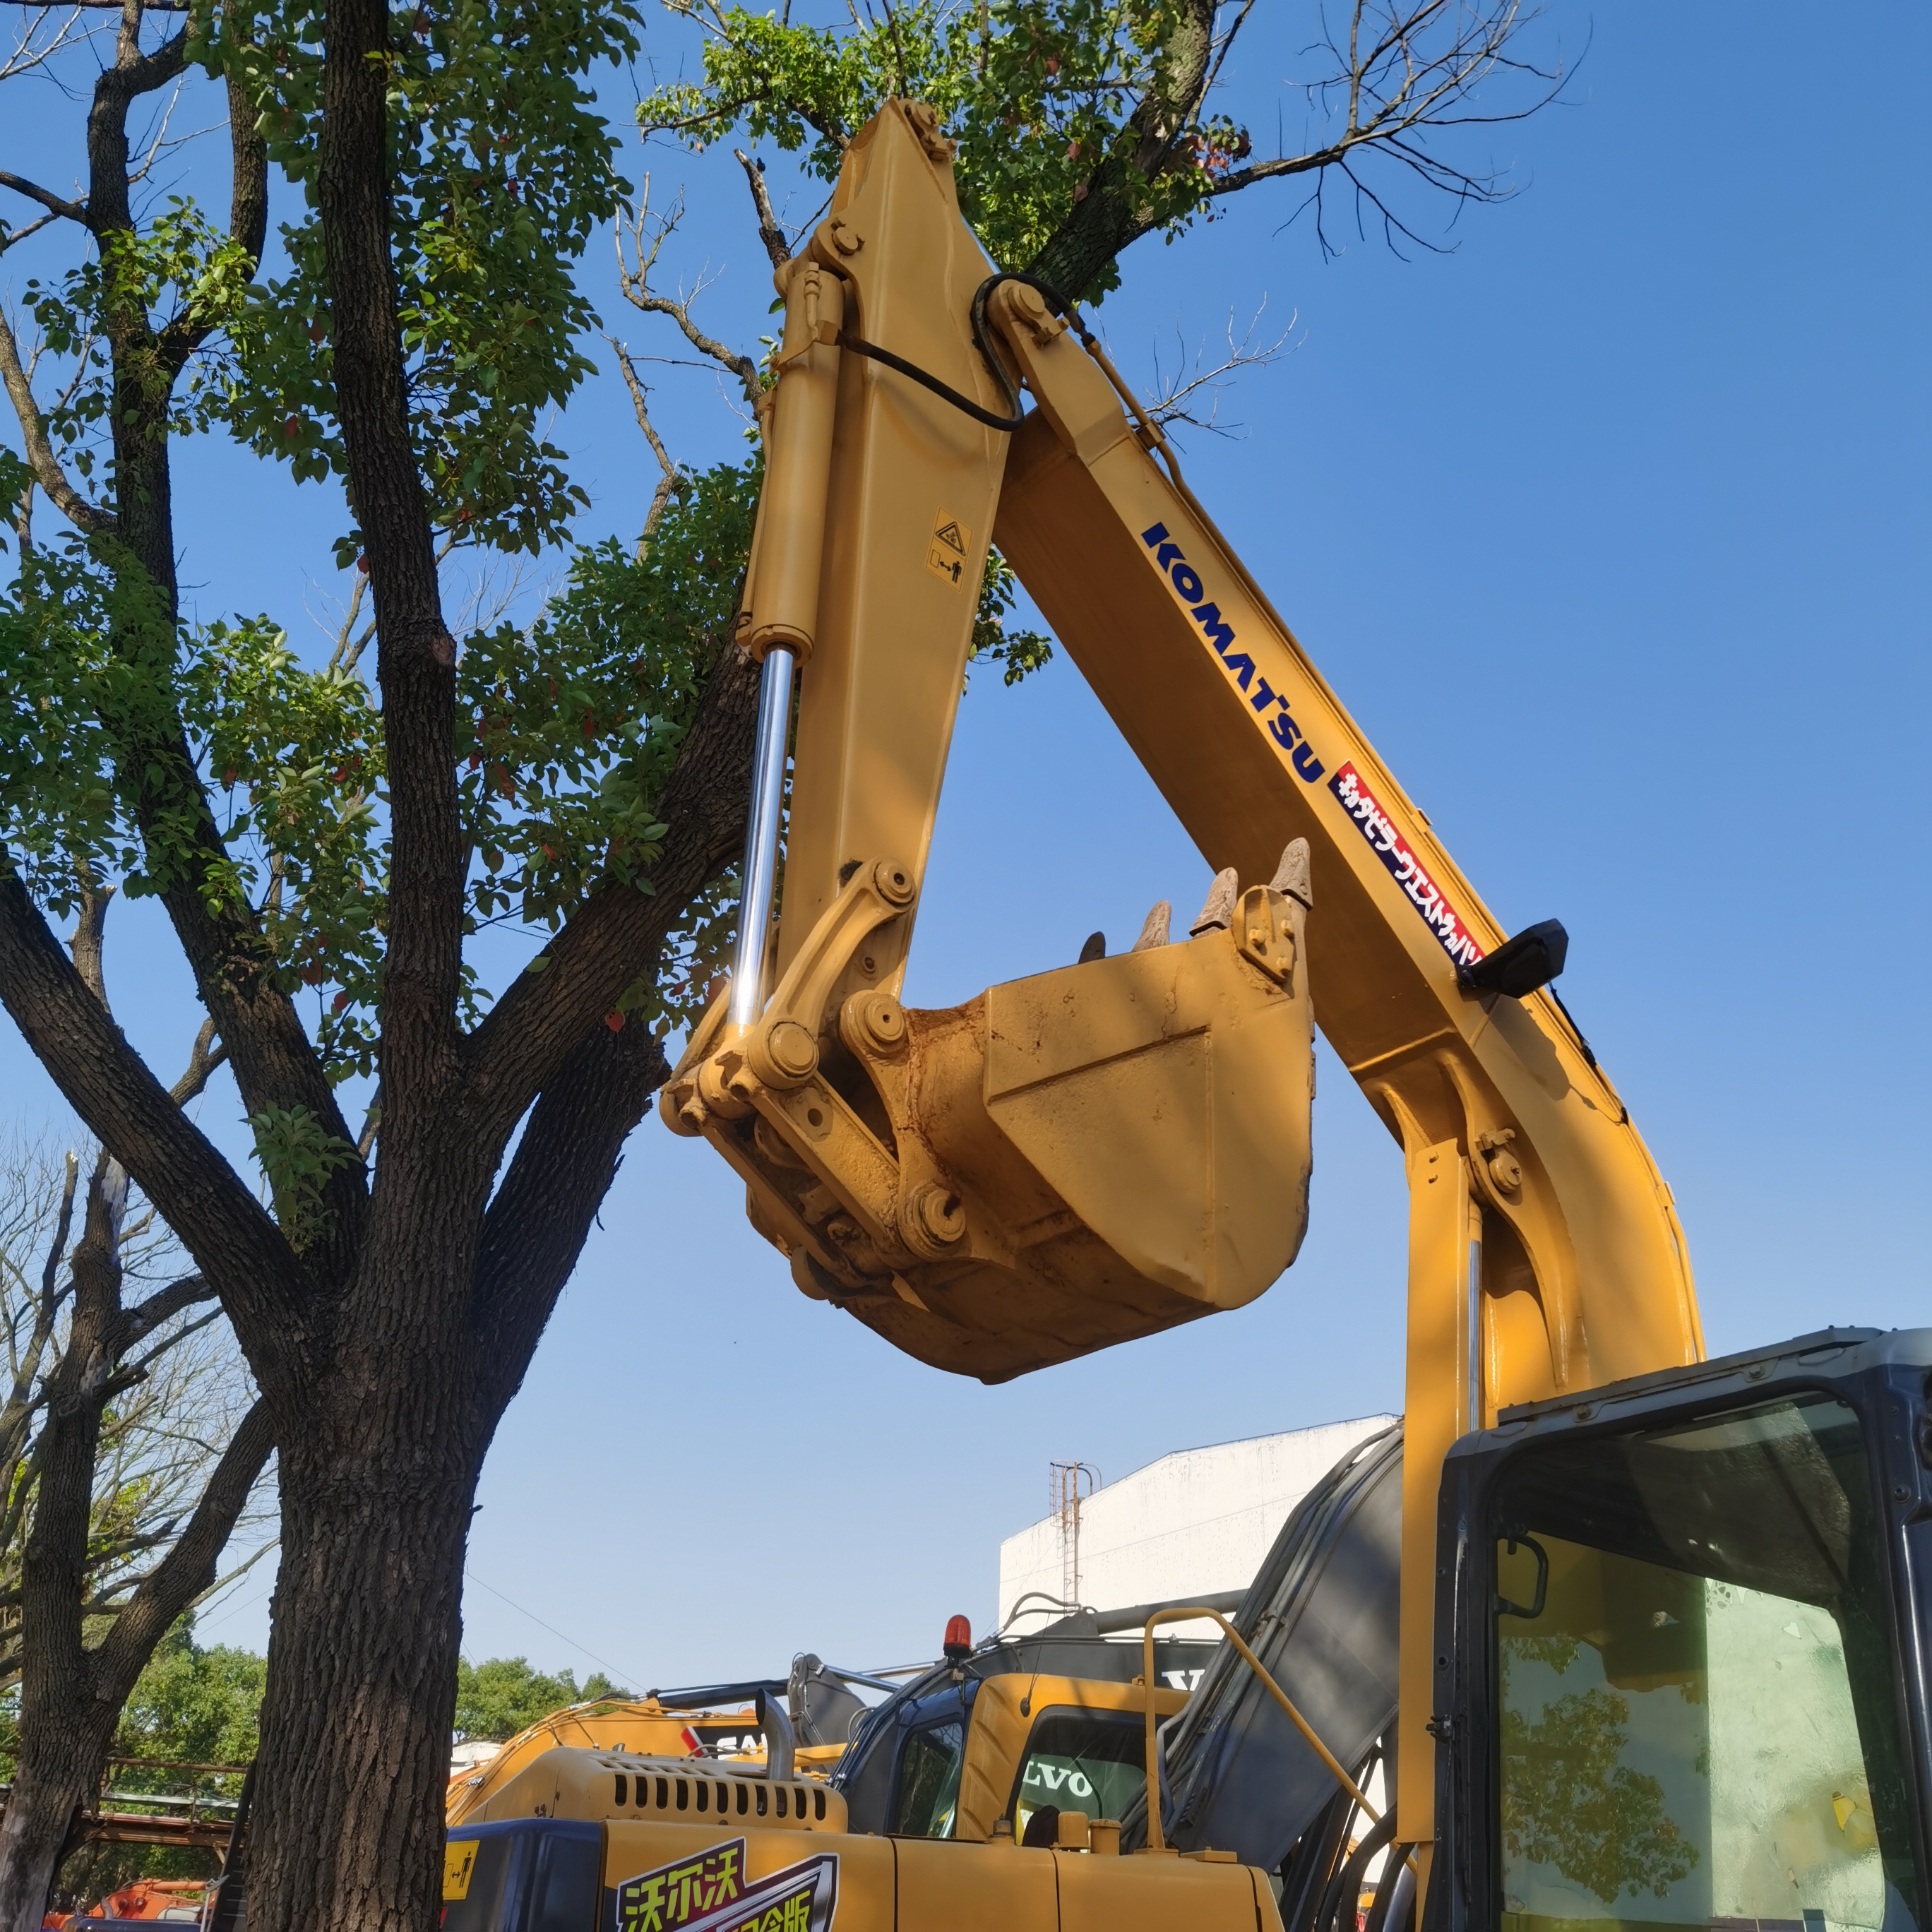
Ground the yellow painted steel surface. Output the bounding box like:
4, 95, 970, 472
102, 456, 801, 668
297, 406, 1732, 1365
459, 1745, 1283, 1932
664, 102, 1316, 1383
458, 1747, 844, 1835
663, 96, 1708, 1855
951, 1674, 1188, 1844
446, 1703, 746, 1827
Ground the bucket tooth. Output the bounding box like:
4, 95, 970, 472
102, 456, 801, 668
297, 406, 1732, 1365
1270, 837, 1313, 908
1078, 931, 1107, 965
1131, 902, 1171, 951
1189, 867, 1240, 936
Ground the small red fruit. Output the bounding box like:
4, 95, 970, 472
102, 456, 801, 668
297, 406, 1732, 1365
604, 1010, 625, 1033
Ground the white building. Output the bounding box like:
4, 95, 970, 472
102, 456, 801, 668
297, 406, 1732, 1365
998, 1416, 1396, 1632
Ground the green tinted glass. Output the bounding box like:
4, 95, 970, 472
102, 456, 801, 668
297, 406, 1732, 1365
891, 1721, 964, 1838
1010, 1711, 1147, 1841
1492, 1395, 1920, 1932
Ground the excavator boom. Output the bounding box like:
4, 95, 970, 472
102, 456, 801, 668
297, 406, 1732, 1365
662, 99, 1705, 1850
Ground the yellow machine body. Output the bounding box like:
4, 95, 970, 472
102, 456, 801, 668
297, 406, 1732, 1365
447, 1722, 1277, 1932
663, 102, 1315, 1384
447, 1703, 762, 1828
663, 97, 1706, 1866
948, 1674, 1188, 1845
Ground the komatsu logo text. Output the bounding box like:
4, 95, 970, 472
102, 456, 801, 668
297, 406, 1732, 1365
1142, 523, 1324, 784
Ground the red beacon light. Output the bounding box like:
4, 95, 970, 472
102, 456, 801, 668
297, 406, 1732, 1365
943, 1615, 972, 1663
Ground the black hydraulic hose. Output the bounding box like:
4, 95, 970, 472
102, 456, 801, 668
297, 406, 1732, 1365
1362, 1838, 1418, 1932
835, 270, 1086, 434
1314, 1808, 1398, 1932
836, 328, 1023, 431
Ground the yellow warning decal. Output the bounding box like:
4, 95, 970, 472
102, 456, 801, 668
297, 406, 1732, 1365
443, 1841, 479, 1902
926, 509, 970, 588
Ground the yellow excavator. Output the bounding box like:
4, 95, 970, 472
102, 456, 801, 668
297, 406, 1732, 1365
444, 99, 1932, 1932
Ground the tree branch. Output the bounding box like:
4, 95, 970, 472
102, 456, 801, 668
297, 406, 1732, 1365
0, 171, 86, 225
460, 632, 763, 1149
118, 1271, 217, 1352
0, 297, 117, 532
68, 871, 114, 1008
0, 869, 314, 1393
734, 150, 790, 271
467, 1018, 667, 1423
91, 1396, 274, 1699
167, 1016, 226, 1106
614, 181, 763, 418
318, 0, 466, 1127
605, 334, 681, 556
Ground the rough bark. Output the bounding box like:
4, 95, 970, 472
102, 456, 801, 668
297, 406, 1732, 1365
1026, 0, 1217, 299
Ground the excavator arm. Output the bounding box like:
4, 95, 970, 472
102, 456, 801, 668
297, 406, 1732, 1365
660, 100, 1704, 1852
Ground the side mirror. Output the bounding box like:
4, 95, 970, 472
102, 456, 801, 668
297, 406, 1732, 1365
1458, 919, 1568, 999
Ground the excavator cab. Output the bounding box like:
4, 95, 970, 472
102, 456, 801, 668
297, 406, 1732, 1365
1431, 1328, 1932, 1932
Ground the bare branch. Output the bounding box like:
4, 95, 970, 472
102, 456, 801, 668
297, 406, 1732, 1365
614, 177, 763, 417
69, 871, 114, 1010
93, 1397, 276, 1697
606, 334, 681, 557
119, 1272, 217, 1351
326, 568, 371, 675
0, 7, 100, 84
1142, 299, 1296, 437
168, 1017, 227, 1107
734, 149, 791, 270
0, 169, 86, 226
1200, 0, 1570, 259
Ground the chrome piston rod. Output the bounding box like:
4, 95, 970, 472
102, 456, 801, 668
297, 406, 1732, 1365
727, 643, 797, 1029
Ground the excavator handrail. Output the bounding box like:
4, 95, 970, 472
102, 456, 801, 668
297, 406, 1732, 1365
1137, 1606, 1373, 1850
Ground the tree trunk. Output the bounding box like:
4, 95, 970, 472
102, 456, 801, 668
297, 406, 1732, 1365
244, 1405, 481, 1932
0, 1749, 97, 1932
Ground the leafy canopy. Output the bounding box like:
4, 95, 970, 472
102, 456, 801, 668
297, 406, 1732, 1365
640, 0, 1249, 302
455, 1654, 633, 1741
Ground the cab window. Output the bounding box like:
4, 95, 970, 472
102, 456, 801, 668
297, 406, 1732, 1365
1008, 1710, 1147, 1842
1492, 1394, 1922, 1932
891, 1721, 965, 1837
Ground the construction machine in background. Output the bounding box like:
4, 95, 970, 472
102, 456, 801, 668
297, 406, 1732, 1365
446, 97, 1932, 1932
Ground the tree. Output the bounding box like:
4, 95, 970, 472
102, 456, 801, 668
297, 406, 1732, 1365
0, 4, 1567, 1932
41, 1618, 268, 1912
453, 1657, 631, 1743
0, 1128, 272, 1932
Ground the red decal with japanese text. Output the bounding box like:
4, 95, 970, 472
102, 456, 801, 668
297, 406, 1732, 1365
1329, 763, 1484, 970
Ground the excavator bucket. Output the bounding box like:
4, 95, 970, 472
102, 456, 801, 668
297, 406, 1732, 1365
658, 100, 1315, 1381
662, 858, 1315, 1383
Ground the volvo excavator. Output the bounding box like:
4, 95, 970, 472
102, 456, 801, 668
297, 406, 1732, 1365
443, 98, 1932, 1932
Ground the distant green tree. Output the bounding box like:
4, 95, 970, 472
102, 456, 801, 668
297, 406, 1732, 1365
453, 1655, 633, 1742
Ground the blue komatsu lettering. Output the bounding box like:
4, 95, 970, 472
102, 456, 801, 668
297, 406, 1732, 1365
1171, 563, 1203, 602
1142, 522, 1169, 547
1191, 602, 1235, 653
1154, 540, 1183, 571
1291, 741, 1325, 783
1250, 676, 1277, 710
1270, 710, 1302, 750
1222, 653, 1256, 692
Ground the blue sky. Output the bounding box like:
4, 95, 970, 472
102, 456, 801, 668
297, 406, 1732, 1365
4, 2, 1928, 1687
